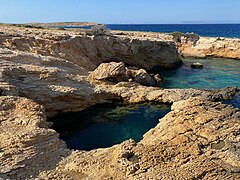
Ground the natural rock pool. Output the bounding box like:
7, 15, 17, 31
50, 102, 170, 150
50, 58, 239, 151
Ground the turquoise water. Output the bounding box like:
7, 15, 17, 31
160, 58, 240, 108
161, 58, 240, 89
51, 58, 239, 151
50, 103, 170, 150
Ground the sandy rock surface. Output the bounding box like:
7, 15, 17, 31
0, 25, 182, 71
179, 36, 240, 59
0, 96, 68, 179
0, 25, 239, 179
1, 96, 239, 179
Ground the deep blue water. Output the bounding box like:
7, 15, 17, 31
107, 24, 240, 38
63, 24, 240, 38
51, 103, 170, 150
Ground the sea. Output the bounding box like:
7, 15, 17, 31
62, 24, 240, 38
106, 24, 240, 38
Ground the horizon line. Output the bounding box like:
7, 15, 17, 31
1, 21, 240, 25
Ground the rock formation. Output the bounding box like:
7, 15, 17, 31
88, 61, 163, 86
178, 36, 240, 59
0, 25, 182, 71
0, 48, 117, 116
88, 61, 126, 80
1, 96, 239, 179
191, 62, 204, 68
0, 96, 68, 179
0, 24, 240, 179
110, 30, 240, 60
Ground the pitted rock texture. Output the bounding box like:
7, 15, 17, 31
178, 36, 240, 59
97, 82, 238, 104
0, 25, 182, 71
1, 96, 239, 179
0, 96, 68, 179
0, 46, 237, 117
0, 24, 240, 179
0, 48, 118, 116
88, 61, 163, 86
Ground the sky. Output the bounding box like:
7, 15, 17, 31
0, 0, 239, 24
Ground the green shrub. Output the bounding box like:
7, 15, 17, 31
170, 32, 184, 42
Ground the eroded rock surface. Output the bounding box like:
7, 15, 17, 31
1, 96, 239, 179
97, 82, 238, 104
0, 48, 117, 116
0, 25, 182, 71
88, 62, 163, 86
88, 61, 126, 80
0, 96, 68, 179
0, 25, 240, 179
178, 36, 240, 59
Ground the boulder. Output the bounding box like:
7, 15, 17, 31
89, 62, 164, 86
191, 62, 203, 69
126, 68, 156, 86
88, 62, 126, 80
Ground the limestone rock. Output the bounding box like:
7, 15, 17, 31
10, 96, 237, 180
0, 24, 240, 179
191, 62, 204, 68
2, 96, 239, 179
0, 25, 182, 71
88, 61, 126, 80
88, 62, 164, 87
0, 48, 118, 116
126, 68, 156, 86
0, 96, 69, 179
97, 82, 238, 104
178, 36, 240, 59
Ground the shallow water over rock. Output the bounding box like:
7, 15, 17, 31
50, 102, 170, 150
225, 91, 240, 108
161, 58, 240, 89
161, 58, 240, 108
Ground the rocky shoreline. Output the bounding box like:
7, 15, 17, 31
0, 25, 240, 179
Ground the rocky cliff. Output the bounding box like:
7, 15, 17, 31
178, 36, 240, 59
111, 31, 240, 60
0, 25, 181, 71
